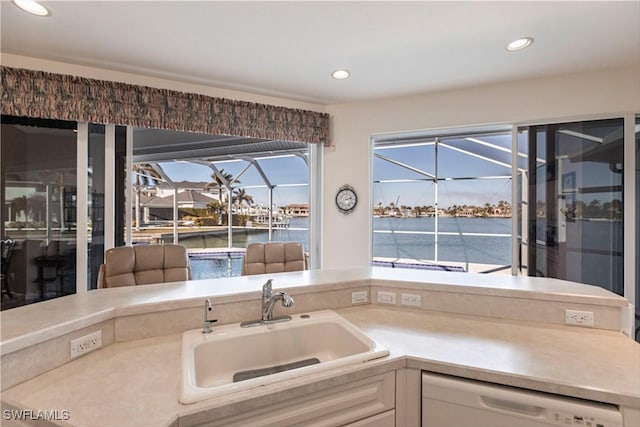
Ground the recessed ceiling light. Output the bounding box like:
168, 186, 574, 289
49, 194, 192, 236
331, 70, 350, 80
506, 37, 533, 52
12, 0, 49, 16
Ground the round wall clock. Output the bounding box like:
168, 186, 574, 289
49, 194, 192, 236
336, 184, 357, 214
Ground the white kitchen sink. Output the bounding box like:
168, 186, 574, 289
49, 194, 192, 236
180, 310, 389, 404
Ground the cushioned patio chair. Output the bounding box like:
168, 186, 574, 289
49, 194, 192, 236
241, 242, 307, 276
97, 244, 192, 288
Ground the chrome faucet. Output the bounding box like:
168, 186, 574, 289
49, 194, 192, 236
261, 279, 294, 322
202, 299, 217, 334
241, 279, 294, 327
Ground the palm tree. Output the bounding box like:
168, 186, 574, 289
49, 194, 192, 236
233, 188, 254, 210
388, 201, 396, 216
373, 202, 384, 217
206, 200, 225, 219
484, 202, 492, 217
205, 169, 237, 203
132, 163, 162, 231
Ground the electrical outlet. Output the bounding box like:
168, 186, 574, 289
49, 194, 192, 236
565, 310, 594, 327
377, 291, 396, 305
70, 330, 102, 358
351, 290, 368, 305
400, 293, 422, 307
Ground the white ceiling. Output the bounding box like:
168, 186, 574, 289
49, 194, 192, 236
1, 1, 639, 105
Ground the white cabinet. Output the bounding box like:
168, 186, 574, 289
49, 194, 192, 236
621, 406, 640, 427
199, 371, 395, 427
395, 368, 421, 427
343, 409, 395, 427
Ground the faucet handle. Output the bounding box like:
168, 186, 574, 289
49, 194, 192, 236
203, 299, 218, 334
263, 279, 273, 297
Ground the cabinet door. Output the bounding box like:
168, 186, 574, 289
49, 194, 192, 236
201, 371, 395, 427
395, 368, 421, 427
343, 409, 395, 427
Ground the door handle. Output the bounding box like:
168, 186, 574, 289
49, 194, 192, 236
480, 395, 545, 417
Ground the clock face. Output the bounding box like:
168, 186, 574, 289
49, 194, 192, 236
336, 185, 357, 214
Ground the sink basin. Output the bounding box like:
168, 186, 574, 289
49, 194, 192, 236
180, 310, 389, 404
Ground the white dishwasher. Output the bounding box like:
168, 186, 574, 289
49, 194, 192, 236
422, 373, 623, 427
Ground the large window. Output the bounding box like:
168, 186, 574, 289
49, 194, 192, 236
372, 127, 513, 274
1, 116, 78, 309
128, 128, 312, 279
1, 120, 318, 309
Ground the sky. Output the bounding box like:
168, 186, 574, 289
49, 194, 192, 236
142, 128, 624, 209
158, 156, 309, 207
373, 133, 514, 208
150, 133, 517, 208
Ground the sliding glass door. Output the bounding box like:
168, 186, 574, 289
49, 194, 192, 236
519, 118, 625, 295
1, 116, 78, 308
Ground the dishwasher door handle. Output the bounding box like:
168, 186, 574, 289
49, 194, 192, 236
480, 395, 545, 417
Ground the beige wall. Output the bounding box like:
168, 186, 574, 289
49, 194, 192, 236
2, 55, 639, 270
323, 66, 640, 269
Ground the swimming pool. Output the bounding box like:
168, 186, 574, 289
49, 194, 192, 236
189, 253, 244, 279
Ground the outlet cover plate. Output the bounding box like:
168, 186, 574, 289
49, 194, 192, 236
565, 310, 594, 327
351, 291, 368, 305
377, 291, 396, 305
70, 330, 103, 358
400, 293, 422, 307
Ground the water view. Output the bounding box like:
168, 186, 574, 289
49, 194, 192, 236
373, 216, 511, 266
175, 217, 311, 251
181, 216, 512, 279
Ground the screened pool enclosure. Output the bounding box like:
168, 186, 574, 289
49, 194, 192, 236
373, 127, 515, 274
129, 128, 313, 280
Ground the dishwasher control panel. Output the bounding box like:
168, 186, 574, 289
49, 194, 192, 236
553, 411, 610, 427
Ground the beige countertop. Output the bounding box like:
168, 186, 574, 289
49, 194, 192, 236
339, 306, 640, 408
369, 268, 630, 305
2, 305, 639, 427
1, 267, 629, 356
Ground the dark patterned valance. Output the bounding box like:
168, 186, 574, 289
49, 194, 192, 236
0, 66, 330, 146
